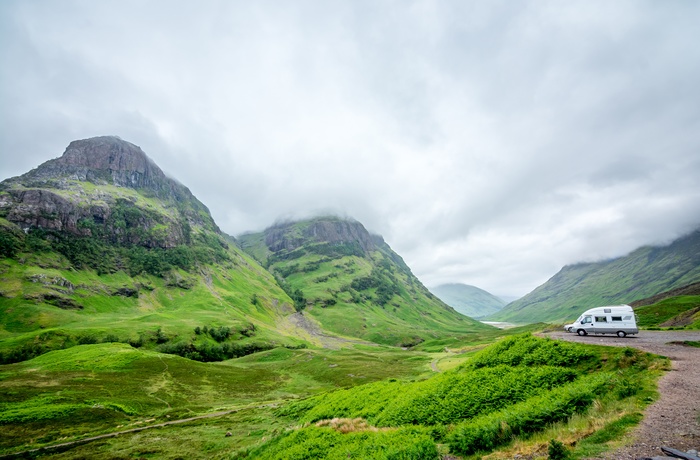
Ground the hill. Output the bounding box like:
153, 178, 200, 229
430, 283, 506, 318
0, 136, 305, 363
487, 228, 700, 324
238, 216, 492, 347
628, 282, 700, 329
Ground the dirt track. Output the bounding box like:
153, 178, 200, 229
545, 330, 700, 459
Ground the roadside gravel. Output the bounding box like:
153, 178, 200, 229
544, 330, 700, 459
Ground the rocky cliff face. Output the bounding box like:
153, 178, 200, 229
0, 136, 217, 249
18, 136, 167, 190
264, 217, 377, 253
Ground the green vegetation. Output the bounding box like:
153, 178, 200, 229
490, 229, 700, 323
1, 214, 228, 278
242, 425, 440, 460
0, 333, 667, 459
239, 217, 495, 346
241, 334, 666, 459
0, 343, 433, 457
0, 143, 679, 459
0, 227, 308, 366
548, 439, 571, 460
635, 295, 700, 329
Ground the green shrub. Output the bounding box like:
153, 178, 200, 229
464, 333, 597, 369
614, 377, 641, 399
250, 426, 439, 460
285, 364, 578, 427
548, 439, 570, 460
447, 373, 609, 456
77, 334, 99, 345
102, 334, 121, 343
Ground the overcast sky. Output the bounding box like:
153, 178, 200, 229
2, 1, 700, 298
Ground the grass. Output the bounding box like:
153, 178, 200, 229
0, 244, 311, 365
0, 342, 433, 456
238, 218, 496, 347
244, 335, 668, 460
635, 295, 700, 329
0, 334, 669, 459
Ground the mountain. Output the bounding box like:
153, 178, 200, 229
238, 216, 492, 347
487, 228, 700, 324
0, 136, 303, 363
430, 283, 506, 319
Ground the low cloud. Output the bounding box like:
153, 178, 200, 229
2, 0, 699, 298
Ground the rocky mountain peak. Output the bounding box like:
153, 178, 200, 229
264, 216, 377, 253
0, 136, 219, 248
19, 136, 166, 190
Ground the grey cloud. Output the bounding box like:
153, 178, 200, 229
2, 0, 700, 298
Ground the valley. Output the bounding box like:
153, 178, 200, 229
1, 137, 698, 459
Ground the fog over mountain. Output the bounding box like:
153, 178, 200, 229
2, 1, 699, 297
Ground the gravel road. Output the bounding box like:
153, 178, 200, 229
544, 330, 700, 459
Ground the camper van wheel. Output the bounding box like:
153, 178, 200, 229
577, 329, 587, 336
616, 331, 626, 338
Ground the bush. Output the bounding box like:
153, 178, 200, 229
102, 334, 121, 343
77, 334, 99, 345
548, 439, 570, 460
447, 373, 609, 456
286, 364, 578, 427
464, 333, 597, 369
250, 425, 439, 460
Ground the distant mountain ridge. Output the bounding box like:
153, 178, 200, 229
239, 216, 492, 346
488, 228, 700, 323
430, 283, 506, 319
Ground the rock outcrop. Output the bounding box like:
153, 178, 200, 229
18, 136, 167, 190
0, 136, 218, 248
264, 217, 377, 253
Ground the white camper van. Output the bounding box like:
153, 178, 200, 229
564, 305, 638, 337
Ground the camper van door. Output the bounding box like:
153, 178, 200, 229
579, 315, 594, 335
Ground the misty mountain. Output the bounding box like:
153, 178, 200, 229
487, 228, 700, 324
238, 216, 492, 347
430, 283, 506, 319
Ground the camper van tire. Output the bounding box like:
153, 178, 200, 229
616, 331, 626, 338
577, 329, 587, 336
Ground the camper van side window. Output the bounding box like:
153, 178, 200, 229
623, 316, 632, 320
611, 316, 622, 322
594, 316, 607, 323
582, 316, 592, 324
604, 308, 611, 313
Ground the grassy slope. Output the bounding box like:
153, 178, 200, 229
244, 334, 668, 460
0, 333, 667, 459
239, 218, 493, 347
635, 295, 700, 329
489, 229, 700, 324
0, 342, 434, 456
0, 241, 307, 360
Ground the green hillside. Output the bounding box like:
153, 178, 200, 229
430, 283, 506, 318
0, 334, 666, 459
238, 216, 493, 347
488, 229, 700, 324
0, 137, 306, 364
247, 334, 665, 459
0, 137, 673, 459
0, 342, 434, 457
